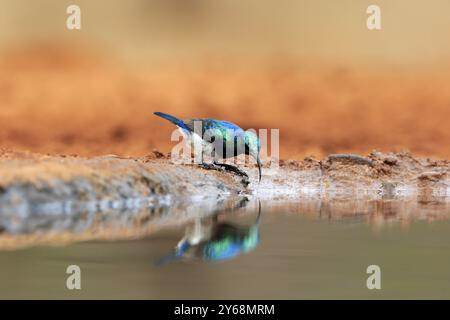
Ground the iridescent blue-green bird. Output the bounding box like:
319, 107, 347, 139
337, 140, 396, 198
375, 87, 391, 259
154, 112, 262, 182
155, 207, 261, 265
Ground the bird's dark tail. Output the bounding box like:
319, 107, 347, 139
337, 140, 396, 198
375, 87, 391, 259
154, 112, 190, 131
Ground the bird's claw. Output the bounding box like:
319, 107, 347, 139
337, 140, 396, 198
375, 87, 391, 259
215, 163, 249, 178
240, 176, 250, 187
199, 163, 219, 171
198, 163, 250, 185
215, 163, 250, 186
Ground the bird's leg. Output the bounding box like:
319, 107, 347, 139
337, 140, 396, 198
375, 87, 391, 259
214, 162, 249, 178
198, 161, 249, 186
198, 162, 222, 171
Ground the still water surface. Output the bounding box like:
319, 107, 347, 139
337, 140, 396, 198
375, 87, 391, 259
1, 198, 450, 299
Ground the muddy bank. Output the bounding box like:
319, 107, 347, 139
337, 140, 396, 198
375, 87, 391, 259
1, 149, 450, 248
259, 150, 450, 200
0, 150, 245, 217
3, 149, 450, 208
2, 149, 450, 214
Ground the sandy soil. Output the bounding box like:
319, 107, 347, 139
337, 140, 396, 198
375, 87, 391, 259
1, 44, 450, 159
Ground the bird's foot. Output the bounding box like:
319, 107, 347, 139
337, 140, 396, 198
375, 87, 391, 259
198, 163, 249, 186
214, 163, 249, 178
214, 163, 250, 186
198, 163, 222, 171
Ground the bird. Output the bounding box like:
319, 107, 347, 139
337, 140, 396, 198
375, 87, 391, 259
155, 201, 261, 265
153, 112, 262, 182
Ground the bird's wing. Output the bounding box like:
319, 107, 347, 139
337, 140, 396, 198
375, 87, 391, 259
184, 119, 243, 143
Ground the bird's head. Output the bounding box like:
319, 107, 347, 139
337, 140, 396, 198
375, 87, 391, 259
244, 130, 262, 182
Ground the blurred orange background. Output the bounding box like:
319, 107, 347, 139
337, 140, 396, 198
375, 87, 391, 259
1, 0, 450, 159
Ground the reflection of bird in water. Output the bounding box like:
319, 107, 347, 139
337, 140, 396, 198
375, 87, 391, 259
155, 203, 261, 266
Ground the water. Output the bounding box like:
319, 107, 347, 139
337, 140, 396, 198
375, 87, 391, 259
1, 197, 450, 299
